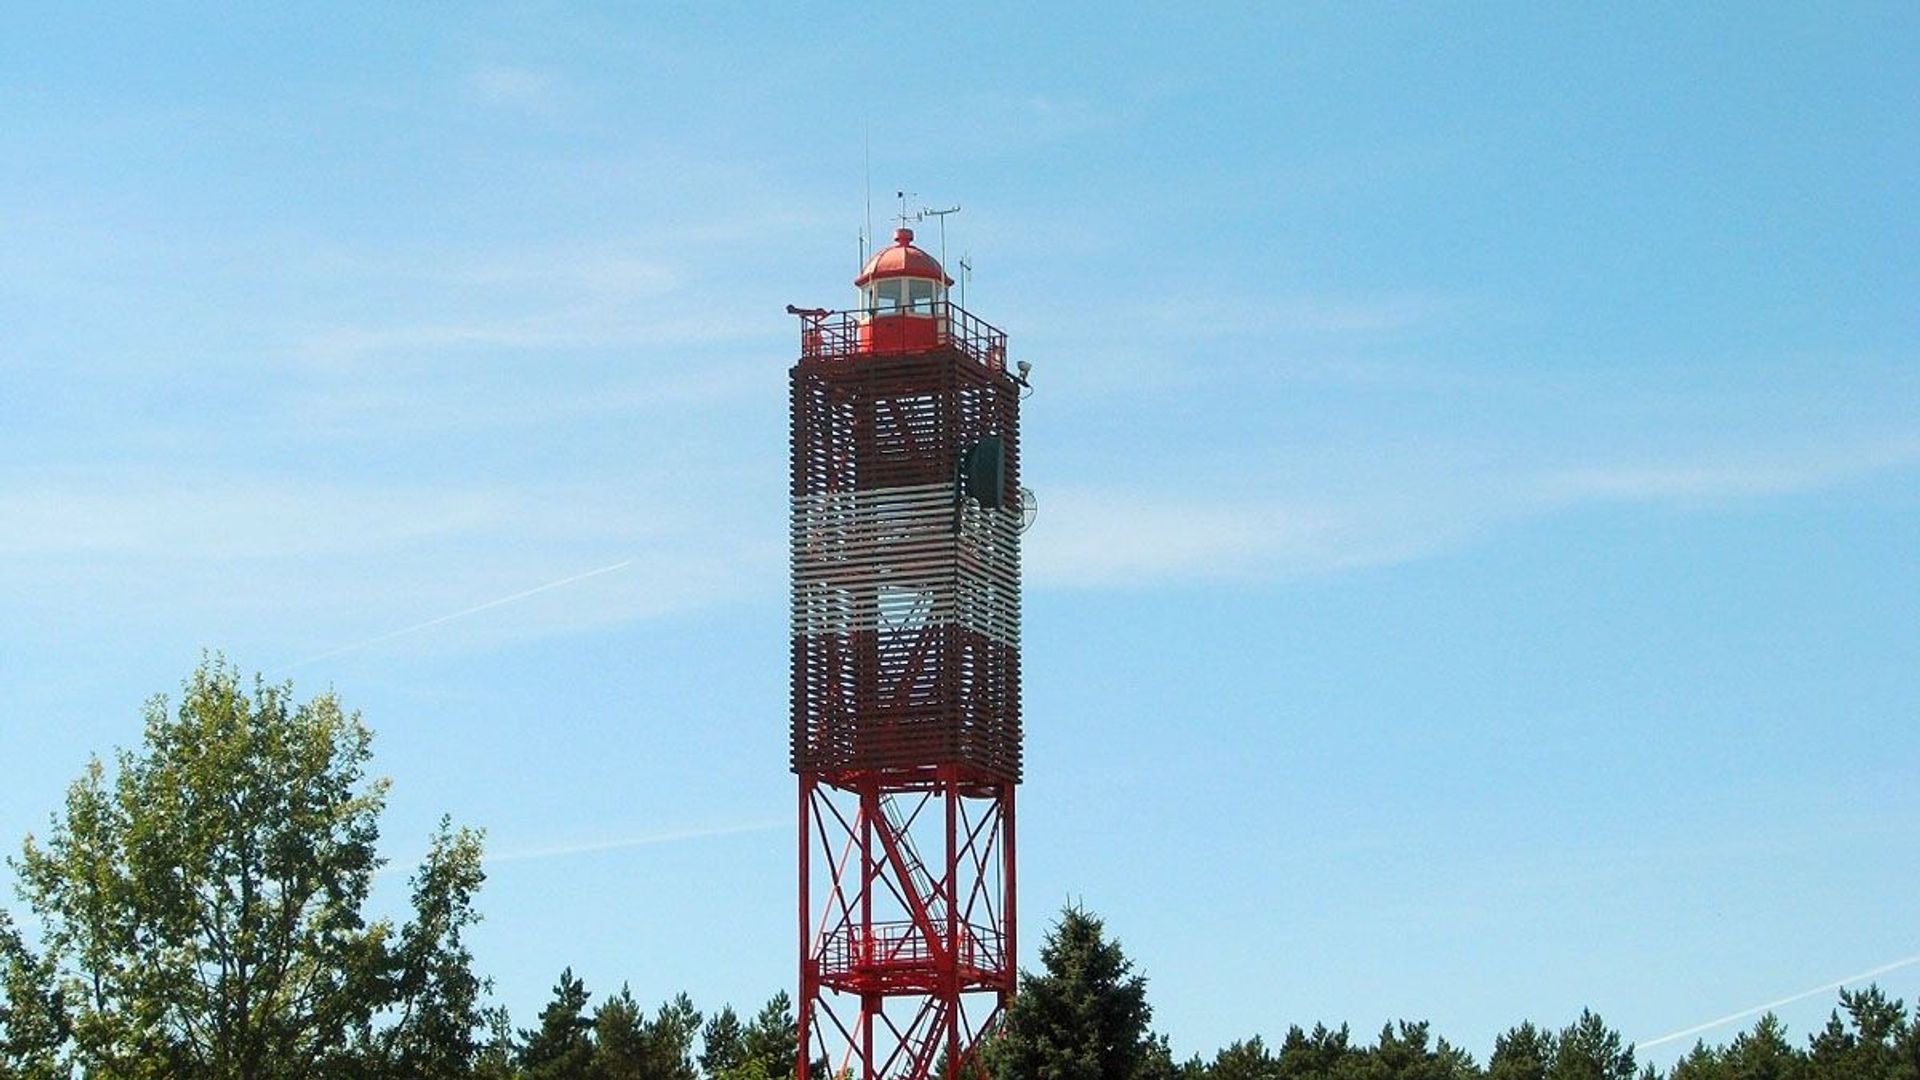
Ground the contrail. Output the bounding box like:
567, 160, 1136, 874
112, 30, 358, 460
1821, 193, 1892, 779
288, 560, 632, 668
1639, 953, 1920, 1049
378, 820, 784, 877
483, 820, 785, 866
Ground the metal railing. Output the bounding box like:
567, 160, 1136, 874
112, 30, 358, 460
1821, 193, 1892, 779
817, 920, 1006, 976
791, 302, 1008, 373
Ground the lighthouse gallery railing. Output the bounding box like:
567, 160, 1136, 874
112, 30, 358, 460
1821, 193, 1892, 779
793, 301, 1008, 373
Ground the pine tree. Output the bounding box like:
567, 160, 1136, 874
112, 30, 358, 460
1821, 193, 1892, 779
1549, 1012, 1634, 1080
1668, 1042, 1726, 1080
1490, 1023, 1554, 1080
742, 992, 800, 1079
701, 1005, 747, 1079
1275, 1023, 1365, 1080
642, 993, 704, 1080
1807, 986, 1908, 1080
1361, 1020, 1479, 1080
983, 905, 1160, 1080
521, 970, 596, 1080
1211, 1036, 1283, 1080
593, 987, 649, 1080
1722, 1014, 1805, 1080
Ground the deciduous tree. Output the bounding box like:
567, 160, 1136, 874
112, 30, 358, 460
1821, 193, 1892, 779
0, 908, 69, 1080
12, 656, 488, 1080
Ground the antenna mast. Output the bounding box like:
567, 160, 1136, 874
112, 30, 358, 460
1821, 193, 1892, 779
920, 204, 960, 270
862, 125, 873, 264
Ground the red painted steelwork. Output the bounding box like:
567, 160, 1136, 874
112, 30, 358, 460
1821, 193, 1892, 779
794, 302, 1007, 372
855, 227, 955, 285
790, 287, 1022, 1080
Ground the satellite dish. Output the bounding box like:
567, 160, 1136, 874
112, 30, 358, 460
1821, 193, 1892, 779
1019, 487, 1038, 533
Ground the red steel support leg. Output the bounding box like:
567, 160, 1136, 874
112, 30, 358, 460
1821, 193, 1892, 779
798, 778, 813, 1080
945, 773, 961, 1078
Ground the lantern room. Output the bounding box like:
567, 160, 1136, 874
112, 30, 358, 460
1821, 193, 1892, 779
854, 226, 953, 355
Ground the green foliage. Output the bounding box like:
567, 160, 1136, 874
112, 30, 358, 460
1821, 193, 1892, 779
1134, 1033, 1202, 1080
1667, 1043, 1725, 1080
11, 666, 1920, 1080
1720, 1014, 1804, 1080
590, 986, 651, 1080
510, 975, 721, 1080
10, 655, 488, 1080
741, 992, 801, 1080
1491, 1023, 1555, 1080
1275, 1022, 1364, 1080
474, 1007, 519, 1080
1550, 1011, 1635, 1080
363, 820, 493, 1079
1358, 1021, 1479, 1080
597, 989, 701, 1080
1210, 1036, 1282, 1080
0, 908, 69, 1080
1807, 987, 1913, 1080
520, 971, 595, 1080
984, 905, 1162, 1080
699, 1006, 746, 1079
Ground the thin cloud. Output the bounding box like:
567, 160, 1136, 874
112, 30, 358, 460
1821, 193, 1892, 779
293, 309, 767, 368
1028, 438, 1920, 589
464, 64, 563, 112
1025, 489, 1464, 588
1539, 438, 1920, 505
0, 466, 777, 654
1139, 290, 1458, 340
286, 360, 766, 437
0, 475, 504, 560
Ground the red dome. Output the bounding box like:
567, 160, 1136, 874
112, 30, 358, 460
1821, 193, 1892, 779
854, 227, 952, 287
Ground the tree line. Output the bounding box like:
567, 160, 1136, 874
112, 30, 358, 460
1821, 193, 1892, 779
3, 659, 1914, 1079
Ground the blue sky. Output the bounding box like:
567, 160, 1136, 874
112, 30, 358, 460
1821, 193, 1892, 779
2, 2, 1916, 1068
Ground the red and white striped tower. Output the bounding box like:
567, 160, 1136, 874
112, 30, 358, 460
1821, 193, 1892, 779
788, 227, 1023, 1080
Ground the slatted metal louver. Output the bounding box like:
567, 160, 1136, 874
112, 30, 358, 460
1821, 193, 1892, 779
789, 350, 1023, 782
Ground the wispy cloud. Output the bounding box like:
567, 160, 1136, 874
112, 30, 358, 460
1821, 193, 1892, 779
0, 474, 505, 560
1026, 489, 1468, 588
1028, 437, 1920, 589
1538, 438, 1920, 505
0, 468, 781, 655
285, 362, 767, 437
1140, 290, 1458, 340
281, 243, 777, 371
294, 312, 766, 367
463, 64, 564, 113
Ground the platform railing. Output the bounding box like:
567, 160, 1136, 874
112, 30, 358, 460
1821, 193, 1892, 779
817, 919, 1006, 977
791, 302, 1008, 373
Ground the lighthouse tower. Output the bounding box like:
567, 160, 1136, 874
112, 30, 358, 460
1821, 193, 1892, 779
788, 227, 1023, 1080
